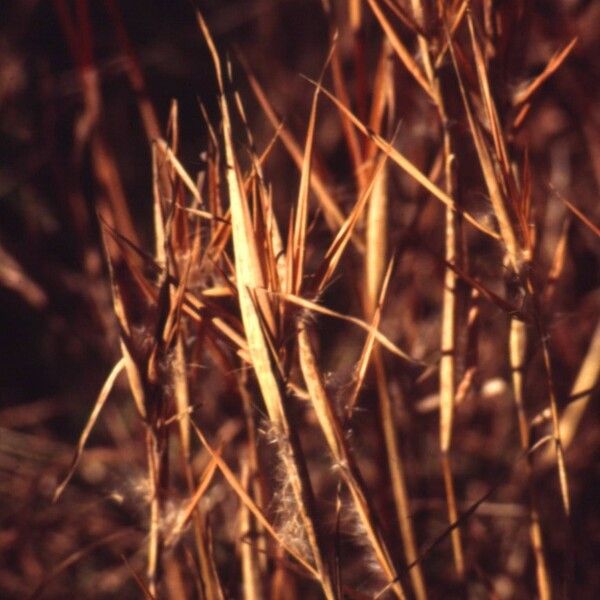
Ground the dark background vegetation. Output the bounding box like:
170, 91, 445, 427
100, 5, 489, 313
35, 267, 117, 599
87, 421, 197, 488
1, 1, 599, 598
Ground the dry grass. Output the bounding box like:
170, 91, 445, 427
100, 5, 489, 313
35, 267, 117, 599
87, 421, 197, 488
1, 1, 599, 598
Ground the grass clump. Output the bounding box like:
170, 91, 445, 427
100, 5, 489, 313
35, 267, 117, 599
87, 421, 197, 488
1, 1, 599, 598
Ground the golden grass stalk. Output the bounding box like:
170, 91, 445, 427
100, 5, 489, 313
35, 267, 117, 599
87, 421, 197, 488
401, 1, 465, 578
361, 45, 428, 593
433, 1, 468, 70
239, 459, 263, 600
145, 430, 161, 596
374, 346, 426, 598
510, 318, 530, 452
451, 0, 572, 528
365, 39, 394, 163
102, 226, 164, 584
237, 371, 269, 573
313, 151, 388, 293
446, 16, 522, 272
365, 166, 387, 316
298, 325, 407, 599
536, 311, 572, 516
287, 50, 329, 297
197, 14, 336, 598
166, 454, 219, 547
557, 317, 600, 450
510, 317, 552, 600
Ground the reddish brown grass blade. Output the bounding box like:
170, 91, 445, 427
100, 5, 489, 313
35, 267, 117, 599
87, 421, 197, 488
513, 37, 578, 106
278, 291, 421, 365
562, 197, 600, 238
366, 0, 435, 101
305, 76, 501, 240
